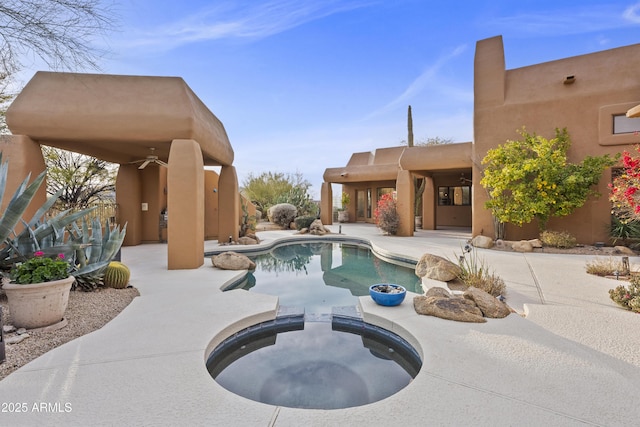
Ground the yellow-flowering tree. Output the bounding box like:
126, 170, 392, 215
481, 127, 616, 232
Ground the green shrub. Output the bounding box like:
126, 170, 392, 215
540, 230, 577, 248
268, 203, 297, 229
609, 276, 640, 313
294, 216, 316, 230
585, 257, 625, 277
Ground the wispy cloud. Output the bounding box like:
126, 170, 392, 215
486, 3, 640, 37
623, 2, 640, 23
122, 0, 374, 51
363, 44, 467, 120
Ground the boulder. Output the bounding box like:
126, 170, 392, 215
413, 295, 486, 323
211, 251, 256, 270
614, 246, 636, 256
511, 240, 534, 252
238, 236, 258, 245
425, 286, 451, 298
528, 238, 543, 248
463, 287, 511, 318
471, 235, 494, 249
415, 253, 462, 282
309, 219, 331, 235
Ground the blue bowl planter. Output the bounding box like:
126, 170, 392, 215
369, 284, 407, 306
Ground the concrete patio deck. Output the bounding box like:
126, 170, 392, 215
0, 224, 639, 426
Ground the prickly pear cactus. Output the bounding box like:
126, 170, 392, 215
103, 261, 131, 289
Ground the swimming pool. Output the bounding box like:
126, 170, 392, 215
224, 241, 421, 315
208, 240, 423, 409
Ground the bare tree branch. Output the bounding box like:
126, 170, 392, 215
0, 0, 116, 74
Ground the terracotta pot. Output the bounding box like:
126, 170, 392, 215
2, 276, 74, 329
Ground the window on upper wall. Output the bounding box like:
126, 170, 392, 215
438, 186, 471, 206
613, 114, 640, 134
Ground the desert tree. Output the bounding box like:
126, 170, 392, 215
42, 146, 117, 211
481, 127, 617, 231
0, 0, 116, 131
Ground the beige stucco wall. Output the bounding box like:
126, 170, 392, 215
0, 135, 47, 228
474, 36, 640, 243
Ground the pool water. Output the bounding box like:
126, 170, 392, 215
211, 241, 423, 409
208, 315, 421, 409
227, 242, 421, 315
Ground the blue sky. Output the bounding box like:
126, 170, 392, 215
20, 0, 640, 198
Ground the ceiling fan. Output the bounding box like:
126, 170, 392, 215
130, 148, 168, 169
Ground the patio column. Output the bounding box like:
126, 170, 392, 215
396, 170, 414, 237
422, 176, 435, 230
320, 182, 333, 225
167, 139, 204, 269
219, 165, 239, 244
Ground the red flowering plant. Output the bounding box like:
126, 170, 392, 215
374, 193, 400, 235
10, 251, 70, 284
609, 144, 640, 221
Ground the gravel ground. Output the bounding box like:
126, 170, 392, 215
0, 286, 139, 381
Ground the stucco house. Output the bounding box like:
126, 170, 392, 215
321, 35, 640, 245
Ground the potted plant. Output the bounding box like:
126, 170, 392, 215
338, 192, 350, 223
2, 251, 74, 329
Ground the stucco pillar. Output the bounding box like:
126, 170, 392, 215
396, 170, 414, 237
204, 170, 220, 240
116, 164, 143, 246
219, 165, 239, 244
0, 135, 47, 223
422, 176, 435, 230
167, 139, 204, 269
320, 182, 333, 225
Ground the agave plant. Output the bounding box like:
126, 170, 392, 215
68, 216, 127, 291
0, 153, 127, 289
0, 152, 47, 253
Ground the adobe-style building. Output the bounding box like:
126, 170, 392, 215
322, 35, 640, 245
2, 71, 248, 270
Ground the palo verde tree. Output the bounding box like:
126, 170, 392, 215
241, 171, 316, 218
481, 127, 617, 231
42, 146, 117, 211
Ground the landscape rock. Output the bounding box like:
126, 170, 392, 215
3, 324, 16, 333
211, 251, 256, 270
413, 295, 486, 323
415, 253, 462, 282
5, 333, 30, 344
511, 240, 534, 252
471, 235, 494, 249
238, 236, 258, 245
614, 246, 635, 256
528, 239, 543, 248
463, 287, 511, 318
308, 219, 331, 235
425, 287, 452, 298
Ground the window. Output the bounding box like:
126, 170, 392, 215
613, 114, 640, 134
438, 186, 470, 206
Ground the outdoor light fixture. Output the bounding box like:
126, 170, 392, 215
563, 75, 576, 84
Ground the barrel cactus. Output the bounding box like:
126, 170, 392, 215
103, 261, 131, 289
